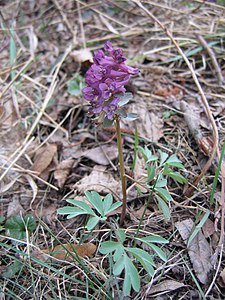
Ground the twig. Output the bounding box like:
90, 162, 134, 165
197, 35, 224, 85
133, 0, 219, 197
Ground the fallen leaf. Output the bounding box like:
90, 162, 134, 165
175, 219, 212, 284
125, 102, 163, 143
54, 159, 75, 188
74, 165, 121, 194
70, 48, 93, 63
83, 144, 118, 165
155, 86, 183, 98
202, 218, 215, 238
7, 196, 24, 218
218, 268, 225, 288
147, 280, 185, 296
32, 144, 57, 175
133, 155, 148, 193
43, 243, 96, 262
35, 204, 57, 225
132, 206, 152, 219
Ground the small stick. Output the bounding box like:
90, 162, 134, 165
197, 34, 224, 85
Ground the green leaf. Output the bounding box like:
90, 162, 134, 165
116, 229, 126, 243
155, 176, 167, 188
187, 210, 210, 247
124, 254, 140, 294
124, 112, 139, 121
104, 201, 122, 214
159, 150, 169, 165
132, 127, 139, 172
57, 206, 87, 218
164, 154, 184, 169
113, 255, 125, 275
86, 216, 100, 230
147, 243, 167, 262
137, 146, 158, 163
147, 165, 155, 182
156, 195, 171, 222
114, 245, 124, 261
85, 191, 104, 216
103, 117, 114, 128
137, 235, 169, 244
99, 241, 122, 254
127, 247, 155, 276
5, 215, 36, 240
167, 171, 187, 184
3, 260, 23, 278
67, 74, 84, 96
155, 187, 173, 202
10, 29, 17, 80
102, 193, 113, 213
118, 92, 133, 107
116, 108, 127, 118
0, 216, 5, 223
65, 199, 96, 216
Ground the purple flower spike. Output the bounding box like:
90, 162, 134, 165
82, 41, 139, 121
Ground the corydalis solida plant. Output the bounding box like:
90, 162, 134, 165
83, 41, 139, 224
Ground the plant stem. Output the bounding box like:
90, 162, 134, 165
115, 115, 127, 226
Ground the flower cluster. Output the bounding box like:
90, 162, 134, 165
83, 41, 139, 120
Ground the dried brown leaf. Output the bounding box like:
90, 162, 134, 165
54, 159, 74, 188
147, 280, 185, 296
43, 243, 96, 262
7, 196, 24, 218
125, 102, 163, 143
74, 165, 121, 194
70, 49, 93, 63
175, 219, 212, 284
83, 144, 118, 165
202, 218, 215, 238
32, 144, 57, 175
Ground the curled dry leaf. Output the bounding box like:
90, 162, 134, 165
70, 48, 93, 63
43, 243, 96, 262
54, 159, 75, 188
32, 143, 57, 175
147, 280, 185, 296
175, 219, 213, 284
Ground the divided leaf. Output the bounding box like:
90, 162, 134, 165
126, 247, 155, 276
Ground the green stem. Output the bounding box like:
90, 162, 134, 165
115, 115, 127, 226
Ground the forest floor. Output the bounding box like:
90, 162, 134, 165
0, 1, 225, 299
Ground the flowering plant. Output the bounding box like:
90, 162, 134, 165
82, 41, 139, 120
